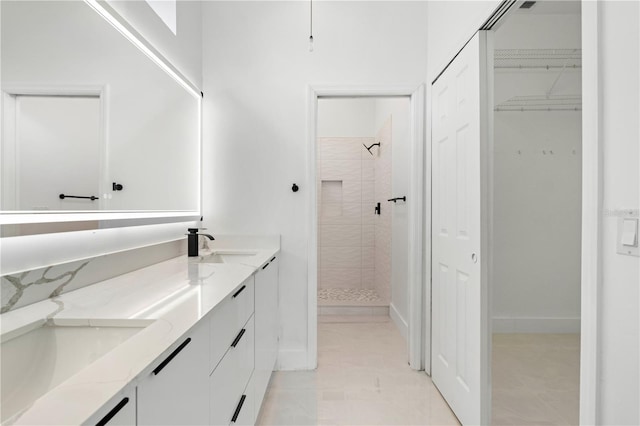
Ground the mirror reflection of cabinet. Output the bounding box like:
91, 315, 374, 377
0, 0, 200, 232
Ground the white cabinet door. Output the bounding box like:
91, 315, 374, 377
210, 315, 255, 426
431, 31, 491, 426
233, 379, 255, 426
253, 256, 279, 411
210, 276, 255, 372
137, 319, 209, 426
85, 386, 135, 426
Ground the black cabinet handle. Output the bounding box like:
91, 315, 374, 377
231, 395, 247, 423
270, 257, 276, 262
232, 285, 246, 298
231, 328, 246, 348
153, 338, 191, 375
96, 397, 129, 426
262, 263, 269, 270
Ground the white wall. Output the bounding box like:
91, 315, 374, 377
426, 0, 639, 422
492, 112, 582, 332
375, 98, 411, 337
427, 1, 500, 78
317, 98, 375, 137
201, 1, 428, 368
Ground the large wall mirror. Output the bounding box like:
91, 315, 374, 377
0, 0, 201, 235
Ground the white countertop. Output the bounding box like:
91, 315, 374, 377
0, 236, 280, 425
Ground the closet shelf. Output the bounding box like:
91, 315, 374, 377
495, 48, 582, 70
495, 94, 582, 112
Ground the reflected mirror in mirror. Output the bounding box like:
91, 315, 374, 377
1, 1, 200, 218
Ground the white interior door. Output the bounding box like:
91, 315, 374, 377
15, 95, 101, 211
431, 31, 492, 425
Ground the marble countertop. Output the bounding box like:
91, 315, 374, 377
0, 236, 280, 425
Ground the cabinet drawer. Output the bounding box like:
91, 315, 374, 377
231, 380, 254, 426
210, 276, 255, 372
210, 315, 255, 426
85, 387, 135, 426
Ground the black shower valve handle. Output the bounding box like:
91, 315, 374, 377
387, 196, 407, 203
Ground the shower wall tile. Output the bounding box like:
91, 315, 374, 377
319, 203, 361, 225
321, 160, 361, 181
362, 225, 375, 247
362, 180, 375, 204
319, 138, 365, 161
320, 246, 362, 269
318, 136, 378, 294
361, 268, 375, 288
342, 180, 362, 204
362, 207, 375, 225
321, 202, 343, 218
361, 246, 375, 270
362, 159, 375, 181
319, 225, 362, 247
319, 268, 362, 289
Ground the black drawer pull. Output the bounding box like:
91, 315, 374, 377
153, 338, 191, 375
262, 263, 269, 270
231, 394, 247, 423
232, 285, 246, 298
231, 328, 246, 348
270, 256, 276, 262
96, 397, 129, 426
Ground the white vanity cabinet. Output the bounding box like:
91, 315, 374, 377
209, 315, 255, 425
252, 256, 279, 416
86, 386, 136, 426
137, 318, 210, 426
86, 254, 279, 426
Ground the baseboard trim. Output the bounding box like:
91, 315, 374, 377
492, 317, 581, 333
389, 302, 408, 340
276, 348, 310, 371
318, 305, 389, 316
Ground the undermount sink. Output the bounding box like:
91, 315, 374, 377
1, 319, 151, 423
200, 251, 258, 264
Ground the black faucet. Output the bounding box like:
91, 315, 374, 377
187, 228, 215, 257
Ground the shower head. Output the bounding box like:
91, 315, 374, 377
363, 142, 381, 155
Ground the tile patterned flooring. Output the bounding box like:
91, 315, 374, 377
257, 318, 579, 426
492, 333, 580, 426
257, 316, 459, 426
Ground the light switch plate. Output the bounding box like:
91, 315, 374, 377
617, 211, 639, 257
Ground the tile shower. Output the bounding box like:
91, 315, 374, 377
317, 118, 393, 313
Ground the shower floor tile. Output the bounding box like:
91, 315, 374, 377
318, 288, 382, 304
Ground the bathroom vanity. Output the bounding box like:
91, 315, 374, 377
0, 238, 280, 425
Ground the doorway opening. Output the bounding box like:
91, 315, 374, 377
315, 97, 411, 338
307, 86, 425, 371
491, 2, 582, 425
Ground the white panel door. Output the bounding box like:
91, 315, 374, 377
431, 31, 491, 426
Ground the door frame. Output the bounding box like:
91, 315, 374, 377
427, 1, 600, 424
306, 85, 426, 370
